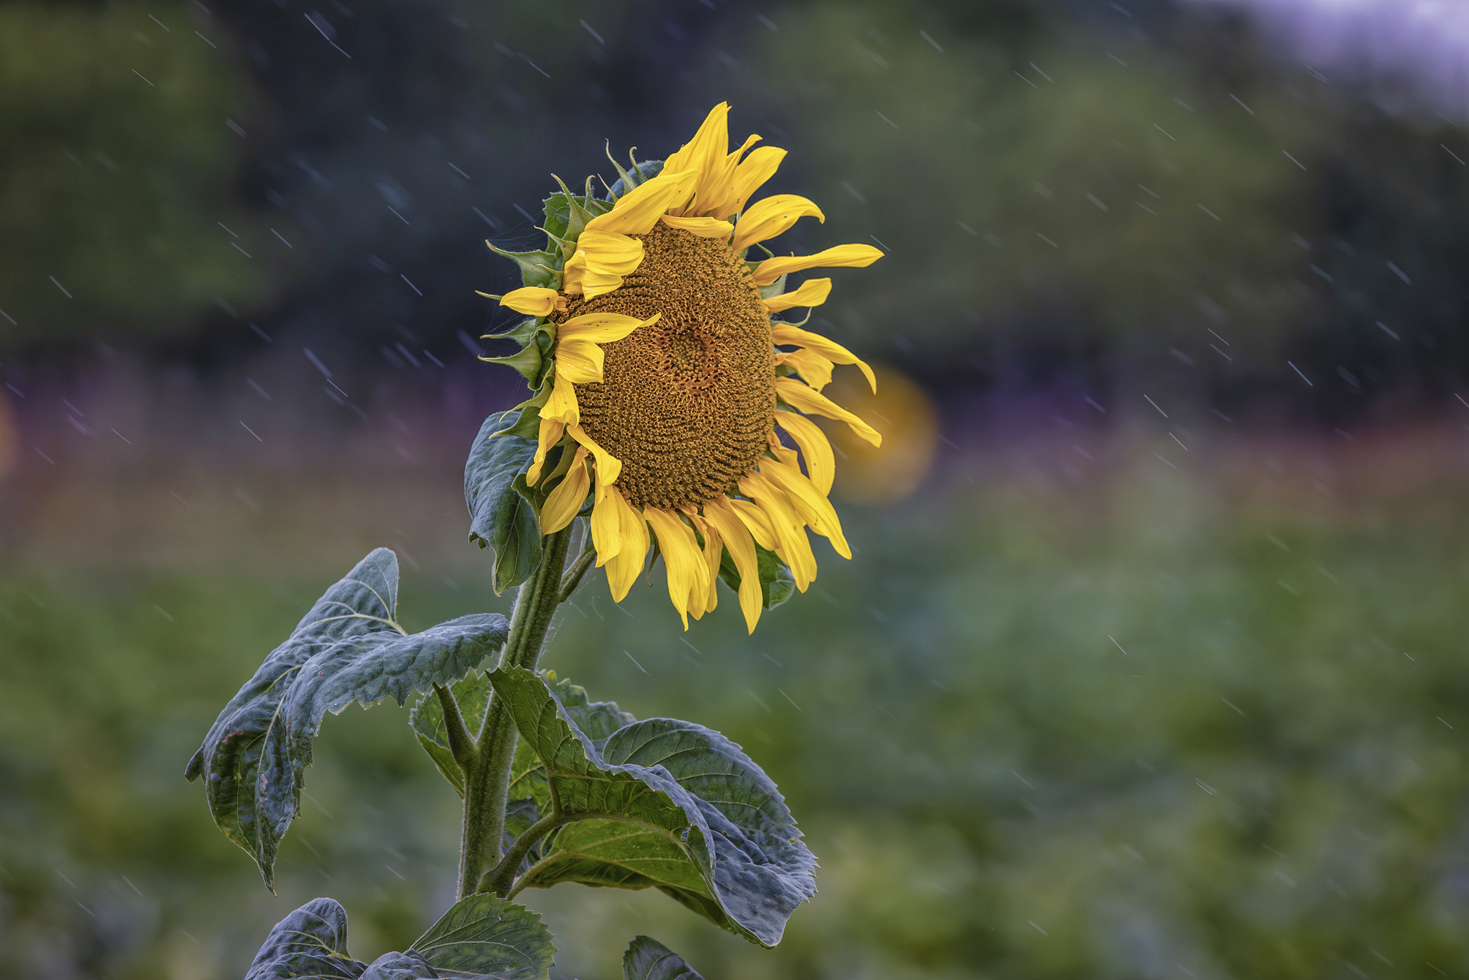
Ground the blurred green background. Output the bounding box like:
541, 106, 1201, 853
3, 0, 1469, 977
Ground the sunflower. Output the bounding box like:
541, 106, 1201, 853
482, 103, 882, 632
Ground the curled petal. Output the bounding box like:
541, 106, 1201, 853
732, 194, 825, 252
664, 104, 730, 215
542, 446, 590, 534
753, 243, 884, 286
660, 214, 735, 238
526, 417, 565, 487
760, 455, 851, 559
776, 410, 837, 495
562, 232, 645, 298
763, 277, 832, 313
775, 377, 881, 447
737, 472, 816, 592
555, 338, 606, 384
560, 311, 657, 344
589, 479, 621, 566
568, 424, 623, 488
776, 348, 834, 392
703, 496, 763, 633
499, 286, 565, 317
729, 498, 777, 552
772, 322, 877, 392
541, 373, 580, 426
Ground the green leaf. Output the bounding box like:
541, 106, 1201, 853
185, 550, 508, 888
244, 898, 365, 980
409, 669, 492, 798
489, 668, 816, 947
243, 895, 553, 980
410, 894, 556, 980
622, 936, 704, 980
487, 244, 559, 290
542, 191, 610, 243
507, 671, 638, 818
718, 542, 796, 612
466, 410, 543, 593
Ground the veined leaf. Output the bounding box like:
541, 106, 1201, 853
489, 668, 815, 947
244, 898, 364, 980
411, 894, 556, 980
467, 409, 542, 593
185, 549, 508, 887
622, 936, 704, 980
245, 896, 554, 980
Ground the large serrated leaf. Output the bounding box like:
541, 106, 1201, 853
489, 668, 816, 947
410, 894, 556, 980
186, 549, 508, 887
245, 896, 553, 980
466, 410, 542, 593
244, 898, 365, 980
622, 936, 704, 980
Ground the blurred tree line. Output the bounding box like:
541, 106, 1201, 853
2, 0, 1467, 420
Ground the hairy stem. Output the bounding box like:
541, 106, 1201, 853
457, 525, 574, 899
559, 538, 597, 602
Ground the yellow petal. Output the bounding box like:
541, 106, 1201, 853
541, 446, 590, 533
752, 244, 883, 286
763, 277, 832, 314
586, 169, 698, 236
759, 456, 851, 559
559, 311, 654, 344
555, 338, 606, 384
732, 195, 825, 252
693, 133, 762, 218
589, 479, 621, 566
737, 472, 816, 592
775, 410, 836, 495
643, 507, 709, 630
526, 417, 565, 486
604, 489, 650, 601
567, 424, 622, 488
713, 146, 786, 220
771, 322, 876, 392
499, 286, 564, 317
729, 498, 777, 552
775, 377, 881, 447
776, 348, 834, 392
660, 214, 734, 238
664, 104, 730, 215
541, 373, 580, 426
562, 232, 645, 298
703, 496, 762, 633
682, 510, 720, 620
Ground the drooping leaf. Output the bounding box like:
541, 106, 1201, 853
622, 936, 704, 980
489, 668, 816, 947
718, 541, 796, 612
466, 410, 542, 593
244, 898, 365, 980
507, 671, 639, 820
410, 894, 556, 980
185, 549, 508, 887
243, 895, 554, 980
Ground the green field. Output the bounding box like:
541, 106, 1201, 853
3, 429, 1467, 979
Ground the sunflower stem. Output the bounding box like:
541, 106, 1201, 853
457, 525, 574, 900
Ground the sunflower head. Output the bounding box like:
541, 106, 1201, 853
474, 103, 883, 632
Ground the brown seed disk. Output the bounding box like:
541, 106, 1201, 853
560, 221, 775, 511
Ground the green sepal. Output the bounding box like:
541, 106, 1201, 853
606, 159, 665, 200
718, 541, 796, 611
493, 385, 550, 440
542, 190, 610, 253
485, 317, 540, 346
623, 936, 704, 980
482, 344, 543, 385
486, 242, 561, 290
548, 174, 603, 245
757, 273, 789, 300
